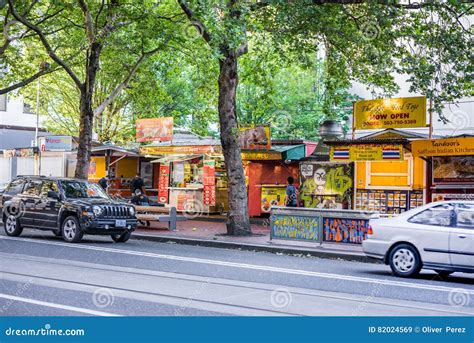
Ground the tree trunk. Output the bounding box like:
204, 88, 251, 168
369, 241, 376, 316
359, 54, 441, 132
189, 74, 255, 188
74, 43, 101, 180
74, 91, 94, 179
218, 53, 251, 236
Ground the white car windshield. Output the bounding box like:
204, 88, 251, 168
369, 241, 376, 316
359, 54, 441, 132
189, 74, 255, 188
61, 180, 109, 199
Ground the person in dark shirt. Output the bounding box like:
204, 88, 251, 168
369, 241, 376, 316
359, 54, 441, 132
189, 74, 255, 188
98, 173, 109, 191
131, 189, 150, 206
131, 173, 146, 195
285, 176, 298, 207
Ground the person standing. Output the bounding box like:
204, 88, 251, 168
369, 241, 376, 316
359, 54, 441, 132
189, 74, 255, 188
131, 172, 146, 195
285, 176, 298, 207
98, 173, 109, 191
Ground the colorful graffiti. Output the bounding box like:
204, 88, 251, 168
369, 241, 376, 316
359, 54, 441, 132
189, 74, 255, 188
271, 214, 319, 241
323, 217, 369, 243
299, 163, 353, 209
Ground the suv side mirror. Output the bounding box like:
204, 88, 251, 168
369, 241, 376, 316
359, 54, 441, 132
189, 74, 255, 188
47, 191, 60, 200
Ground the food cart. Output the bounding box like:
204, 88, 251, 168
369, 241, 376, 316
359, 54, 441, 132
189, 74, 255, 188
140, 130, 228, 213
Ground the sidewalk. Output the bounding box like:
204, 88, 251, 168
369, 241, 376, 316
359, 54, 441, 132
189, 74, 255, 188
132, 216, 377, 263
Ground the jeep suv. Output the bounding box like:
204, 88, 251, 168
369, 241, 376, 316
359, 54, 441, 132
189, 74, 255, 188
0, 176, 137, 243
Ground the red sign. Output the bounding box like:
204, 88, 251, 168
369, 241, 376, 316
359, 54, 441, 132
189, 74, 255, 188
203, 160, 216, 206
158, 164, 170, 203
136, 117, 173, 142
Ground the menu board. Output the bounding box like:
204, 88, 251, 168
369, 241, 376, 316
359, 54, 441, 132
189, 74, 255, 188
355, 189, 424, 214
203, 160, 216, 206
177, 193, 197, 211
261, 186, 286, 213
158, 165, 170, 203
409, 190, 424, 209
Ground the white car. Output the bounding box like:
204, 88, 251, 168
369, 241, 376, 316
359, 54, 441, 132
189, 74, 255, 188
363, 201, 474, 278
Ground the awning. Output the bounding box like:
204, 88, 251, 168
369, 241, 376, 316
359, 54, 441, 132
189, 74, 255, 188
91, 145, 139, 157
271, 144, 306, 161
151, 154, 203, 164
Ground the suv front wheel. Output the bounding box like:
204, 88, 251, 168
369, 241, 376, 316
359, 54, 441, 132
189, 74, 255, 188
61, 216, 83, 243
3, 215, 23, 237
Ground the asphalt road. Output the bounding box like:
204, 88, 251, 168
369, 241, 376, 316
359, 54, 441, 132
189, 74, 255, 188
0, 229, 473, 316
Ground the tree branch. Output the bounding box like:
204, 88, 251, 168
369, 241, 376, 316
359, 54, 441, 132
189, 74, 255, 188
93, 46, 162, 116
0, 67, 59, 95
78, 0, 95, 43
8, 0, 83, 89
236, 43, 248, 57
177, 0, 212, 43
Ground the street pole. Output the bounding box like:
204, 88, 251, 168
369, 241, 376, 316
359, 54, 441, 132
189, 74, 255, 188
34, 74, 41, 175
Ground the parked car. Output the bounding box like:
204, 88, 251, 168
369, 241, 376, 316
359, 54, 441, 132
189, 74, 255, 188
0, 176, 137, 243
0, 183, 7, 194
363, 201, 474, 277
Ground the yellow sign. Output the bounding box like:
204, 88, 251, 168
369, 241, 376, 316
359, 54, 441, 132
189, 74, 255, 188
354, 96, 426, 129
241, 151, 281, 160
88, 157, 106, 180
261, 186, 286, 213
140, 145, 222, 155
330, 144, 403, 161
411, 137, 474, 157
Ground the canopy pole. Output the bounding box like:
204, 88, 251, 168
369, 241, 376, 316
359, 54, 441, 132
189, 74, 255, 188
428, 98, 433, 139
352, 101, 356, 140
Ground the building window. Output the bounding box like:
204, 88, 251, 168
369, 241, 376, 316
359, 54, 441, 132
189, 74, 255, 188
0, 94, 6, 111
23, 102, 34, 114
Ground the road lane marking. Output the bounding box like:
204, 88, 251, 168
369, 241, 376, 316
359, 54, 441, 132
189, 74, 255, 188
0, 293, 120, 316
2, 258, 472, 316
1, 236, 473, 295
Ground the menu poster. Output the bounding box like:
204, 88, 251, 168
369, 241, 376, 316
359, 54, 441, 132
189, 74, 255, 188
409, 190, 424, 209
158, 164, 170, 203
203, 160, 216, 206
355, 189, 413, 214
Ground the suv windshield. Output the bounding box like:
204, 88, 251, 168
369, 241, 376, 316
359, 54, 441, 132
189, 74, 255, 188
60, 180, 109, 199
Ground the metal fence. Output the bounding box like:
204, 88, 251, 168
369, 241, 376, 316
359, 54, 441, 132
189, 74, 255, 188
270, 206, 380, 244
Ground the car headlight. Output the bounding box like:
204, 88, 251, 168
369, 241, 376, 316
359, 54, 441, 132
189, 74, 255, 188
129, 206, 135, 216
93, 206, 102, 216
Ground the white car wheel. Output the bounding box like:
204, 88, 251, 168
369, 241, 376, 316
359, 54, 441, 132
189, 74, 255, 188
389, 244, 422, 277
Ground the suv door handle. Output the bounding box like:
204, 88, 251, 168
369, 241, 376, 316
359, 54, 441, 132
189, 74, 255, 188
458, 235, 467, 239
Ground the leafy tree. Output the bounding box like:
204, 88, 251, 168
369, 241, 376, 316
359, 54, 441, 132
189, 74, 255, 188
2, 0, 177, 178
178, 0, 253, 235
260, 0, 472, 122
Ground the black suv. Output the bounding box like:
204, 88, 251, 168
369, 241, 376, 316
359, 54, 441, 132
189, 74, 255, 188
0, 176, 137, 243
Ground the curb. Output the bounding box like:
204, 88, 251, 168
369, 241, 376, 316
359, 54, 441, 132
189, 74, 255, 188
131, 233, 380, 264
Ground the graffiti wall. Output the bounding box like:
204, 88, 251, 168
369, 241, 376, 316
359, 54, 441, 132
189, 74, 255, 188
271, 214, 320, 241
299, 162, 353, 209
323, 217, 369, 243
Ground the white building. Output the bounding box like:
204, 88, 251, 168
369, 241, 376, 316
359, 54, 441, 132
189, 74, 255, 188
0, 94, 49, 183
